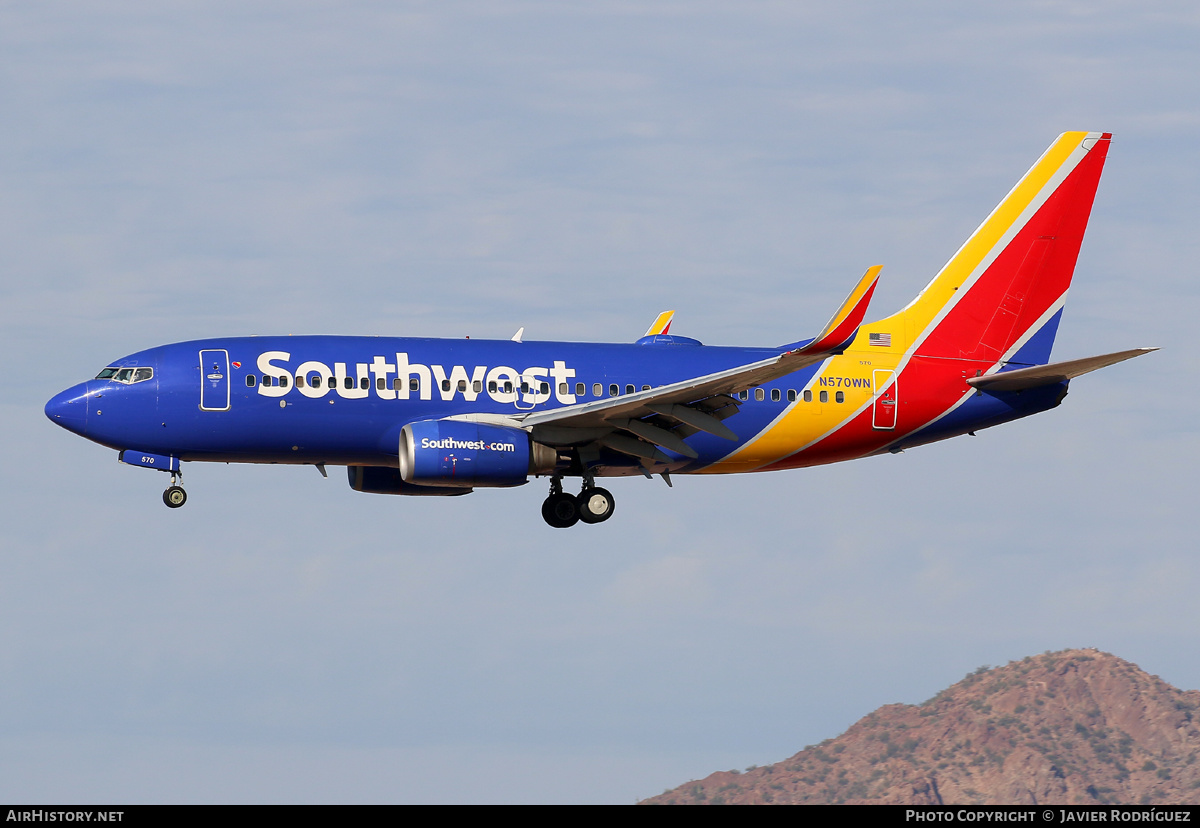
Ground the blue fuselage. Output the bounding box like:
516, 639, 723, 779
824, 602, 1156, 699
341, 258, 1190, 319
46, 335, 799, 473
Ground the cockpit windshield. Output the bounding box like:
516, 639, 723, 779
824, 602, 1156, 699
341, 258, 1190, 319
96, 366, 154, 384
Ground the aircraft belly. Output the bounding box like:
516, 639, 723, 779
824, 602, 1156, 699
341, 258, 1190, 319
177, 451, 393, 466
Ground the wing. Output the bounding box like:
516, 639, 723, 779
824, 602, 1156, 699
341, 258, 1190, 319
519, 266, 882, 461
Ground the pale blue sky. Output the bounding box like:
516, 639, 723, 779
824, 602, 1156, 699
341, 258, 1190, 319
3, 1, 1197, 803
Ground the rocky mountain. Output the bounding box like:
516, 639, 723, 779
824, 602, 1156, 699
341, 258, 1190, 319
641, 650, 1200, 805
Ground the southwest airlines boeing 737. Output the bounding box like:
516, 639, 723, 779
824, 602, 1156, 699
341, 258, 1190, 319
45, 132, 1153, 527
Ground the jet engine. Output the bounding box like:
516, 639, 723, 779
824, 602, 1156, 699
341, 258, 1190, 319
399, 420, 557, 488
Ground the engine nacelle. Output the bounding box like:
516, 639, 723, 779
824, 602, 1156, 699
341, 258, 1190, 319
347, 465, 472, 496
399, 420, 557, 488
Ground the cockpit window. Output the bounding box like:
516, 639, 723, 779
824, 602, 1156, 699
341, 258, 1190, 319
97, 366, 154, 384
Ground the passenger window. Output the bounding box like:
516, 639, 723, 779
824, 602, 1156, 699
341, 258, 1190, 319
625, 384, 635, 395
296, 375, 305, 388
609, 384, 618, 397
377, 378, 385, 391
410, 379, 420, 392
559, 382, 568, 395
343, 377, 353, 390
641, 385, 650, 391
442, 379, 452, 392
503, 381, 513, 393
738, 390, 748, 401
576, 382, 585, 396
488, 381, 497, 393
804, 390, 812, 403
263, 376, 273, 387
393, 378, 402, 390
755, 388, 765, 401
835, 391, 844, 403
540, 382, 550, 395
520, 382, 529, 394
457, 379, 467, 392
360, 377, 369, 390
820, 390, 829, 403
246, 375, 256, 387
473, 380, 482, 393
594, 383, 603, 397
771, 389, 780, 402
787, 389, 796, 402
312, 376, 322, 388
280, 375, 289, 388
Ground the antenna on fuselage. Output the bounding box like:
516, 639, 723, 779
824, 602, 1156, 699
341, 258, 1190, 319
511, 327, 525, 343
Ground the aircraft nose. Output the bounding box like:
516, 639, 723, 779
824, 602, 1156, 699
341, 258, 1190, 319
45, 384, 88, 435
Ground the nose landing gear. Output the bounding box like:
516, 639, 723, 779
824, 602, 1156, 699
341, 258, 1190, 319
162, 471, 187, 509
541, 476, 615, 528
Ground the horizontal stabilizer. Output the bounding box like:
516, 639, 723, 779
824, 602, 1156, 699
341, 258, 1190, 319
967, 348, 1157, 392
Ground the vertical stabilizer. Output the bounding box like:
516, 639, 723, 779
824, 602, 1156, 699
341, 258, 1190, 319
861, 132, 1111, 368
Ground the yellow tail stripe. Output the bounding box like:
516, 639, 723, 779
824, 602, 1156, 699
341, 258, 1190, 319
871, 131, 1088, 350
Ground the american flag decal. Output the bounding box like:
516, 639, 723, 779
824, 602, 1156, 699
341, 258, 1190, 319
869, 332, 892, 347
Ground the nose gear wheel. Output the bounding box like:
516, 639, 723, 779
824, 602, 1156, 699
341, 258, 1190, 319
162, 471, 187, 509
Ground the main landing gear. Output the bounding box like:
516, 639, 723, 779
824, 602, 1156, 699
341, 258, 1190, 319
162, 471, 187, 509
541, 476, 615, 528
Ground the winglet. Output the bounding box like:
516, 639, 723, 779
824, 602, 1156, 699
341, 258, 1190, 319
644, 311, 675, 337
794, 266, 881, 354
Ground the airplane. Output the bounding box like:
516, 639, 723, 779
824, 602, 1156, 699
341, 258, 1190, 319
45, 131, 1154, 527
